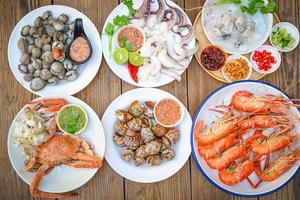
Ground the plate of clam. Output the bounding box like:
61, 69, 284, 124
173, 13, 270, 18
102, 88, 192, 183
102, 0, 199, 87
8, 5, 102, 96
191, 80, 300, 197
7, 95, 105, 198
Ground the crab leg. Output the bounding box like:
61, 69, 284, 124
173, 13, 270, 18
30, 164, 78, 198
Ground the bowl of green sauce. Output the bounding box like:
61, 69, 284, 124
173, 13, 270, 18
57, 104, 88, 135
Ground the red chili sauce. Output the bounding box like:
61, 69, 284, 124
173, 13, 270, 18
117, 25, 144, 52
200, 45, 226, 71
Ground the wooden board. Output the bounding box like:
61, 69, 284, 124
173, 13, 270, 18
193, 10, 280, 83
0, 0, 299, 200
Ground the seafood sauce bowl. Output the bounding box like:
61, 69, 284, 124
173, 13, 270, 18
190, 80, 300, 197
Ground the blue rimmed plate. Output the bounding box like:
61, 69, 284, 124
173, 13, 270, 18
190, 80, 300, 197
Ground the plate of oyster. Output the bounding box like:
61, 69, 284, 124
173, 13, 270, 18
8, 5, 102, 96
102, 88, 192, 183
202, 0, 273, 55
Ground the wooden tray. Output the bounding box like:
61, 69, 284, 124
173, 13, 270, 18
193, 10, 280, 83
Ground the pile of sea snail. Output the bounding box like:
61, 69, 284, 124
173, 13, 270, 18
17, 11, 80, 91
113, 100, 179, 167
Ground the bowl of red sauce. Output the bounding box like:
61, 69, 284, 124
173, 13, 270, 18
200, 45, 227, 71
116, 24, 145, 52
154, 98, 184, 128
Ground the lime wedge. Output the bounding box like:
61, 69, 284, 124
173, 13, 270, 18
129, 52, 144, 66
113, 48, 128, 64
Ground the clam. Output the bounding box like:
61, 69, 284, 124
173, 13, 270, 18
48, 76, 59, 85
19, 53, 31, 64
42, 10, 52, 20
30, 78, 47, 91
161, 148, 175, 160
27, 63, 35, 73
52, 20, 65, 31
128, 100, 145, 117
144, 101, 154, 118
41, 34, 51, 45
25, 36, 34, 45
115, 110, 133, 123
140, 127, 155, 144
33, 69, 41, 78
34, 16, 43, 27
29, 26, 38, 37
152, 124, 168, 138
53, 31, 67, 42
32, 59, 42, 70
113, 134, 126, 147
52, 41, 64, 49
21, 25, 31, 36
31, 47, 42, 58
69, 21, 75, 30
146, 155, 162, 166
121, 150, 134, 162
34, 37, 43, 48
161, 136, 171, 148
144, 140, 162, 156
17, 38, 29, 52
23, 73, 33, 82
41, 51, 54, 65
127, 118, 142, 131
165, 129, 179, 145
50, 62, 65, 76
142, 117, 153, 128
40, 69, 52, 80
63, 59, 73, 71
72, 65, 79, 72
45, 24, 56, 36
27, 44, 35, 54
18, 64, 28, 74
37, 26, 46, 36
58, 14, 69, 23
42, 44, 51, 52
114, 121, 128, 136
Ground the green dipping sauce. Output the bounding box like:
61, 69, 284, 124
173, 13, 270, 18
58, 105, 87, 134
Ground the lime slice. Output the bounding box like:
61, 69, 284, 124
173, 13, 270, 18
129, 52, 144, 66
113, 48, 128, 64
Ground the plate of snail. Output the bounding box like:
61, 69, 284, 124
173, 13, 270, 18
191, 80, 300, 197
8, 5, 102, 96
102, 88, 192, 183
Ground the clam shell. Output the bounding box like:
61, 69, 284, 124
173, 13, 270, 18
30, 78, 47, 91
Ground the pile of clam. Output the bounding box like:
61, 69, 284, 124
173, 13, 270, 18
113, 100, 179, 167
17, 11, 79, 91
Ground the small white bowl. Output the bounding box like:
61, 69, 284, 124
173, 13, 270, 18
154, 98, 185, 128
250, 45, 281, 74
222, 55, 252, 83
270, 22, 300, 52
57, 104, 88, 135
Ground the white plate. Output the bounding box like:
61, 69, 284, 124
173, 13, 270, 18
191, 80, 300, 197
101, 0, 195, 88
202, 0, 273, 55
7, 95, 105, 193
102, 88, 192, 183
8, 5, 102, 96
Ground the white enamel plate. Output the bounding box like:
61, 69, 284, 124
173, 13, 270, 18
8, 5, 102, 96
7, 95, 105, 193
102, 88, 192, 183
191, 80, 300, 197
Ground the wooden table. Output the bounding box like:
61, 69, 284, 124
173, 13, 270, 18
0, 0, 299, 199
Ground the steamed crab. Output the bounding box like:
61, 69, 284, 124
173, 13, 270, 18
113, 100, 179, 167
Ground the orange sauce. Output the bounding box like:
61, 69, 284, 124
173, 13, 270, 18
69, 37, 90, 62
154, 99, 182, 126
117, 26, 144, 52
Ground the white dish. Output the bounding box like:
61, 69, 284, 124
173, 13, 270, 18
202, 0, 273, 55
222, 54, 252, 82
270, 22, 300, 52
102, 88, 192, 183
191, 80, 300, 197
101, 0, 195, 88
8, 5, 102, 96
250, 45, 281, 74
7, 95, 105, 193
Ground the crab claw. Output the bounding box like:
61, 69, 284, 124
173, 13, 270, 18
25, 98, 67, 112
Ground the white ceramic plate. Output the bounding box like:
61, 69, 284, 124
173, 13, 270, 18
8, 5, 102, 96
101, 0, 195, 88
102, 88, 192, 183
191, 80, 300, 197
202, 0, 273, 55
7, 95, 105, 193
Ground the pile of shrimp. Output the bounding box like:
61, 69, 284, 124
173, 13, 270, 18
194, 90, 300, 188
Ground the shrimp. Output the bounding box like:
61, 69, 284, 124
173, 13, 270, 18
238, 115, 294, 133
255, 147, 300, 181
231, 90, 299, 114
219, 160, 255, 185
249, 130, 299, 156
197, 133, 239, 160
206, 143, 246, 170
